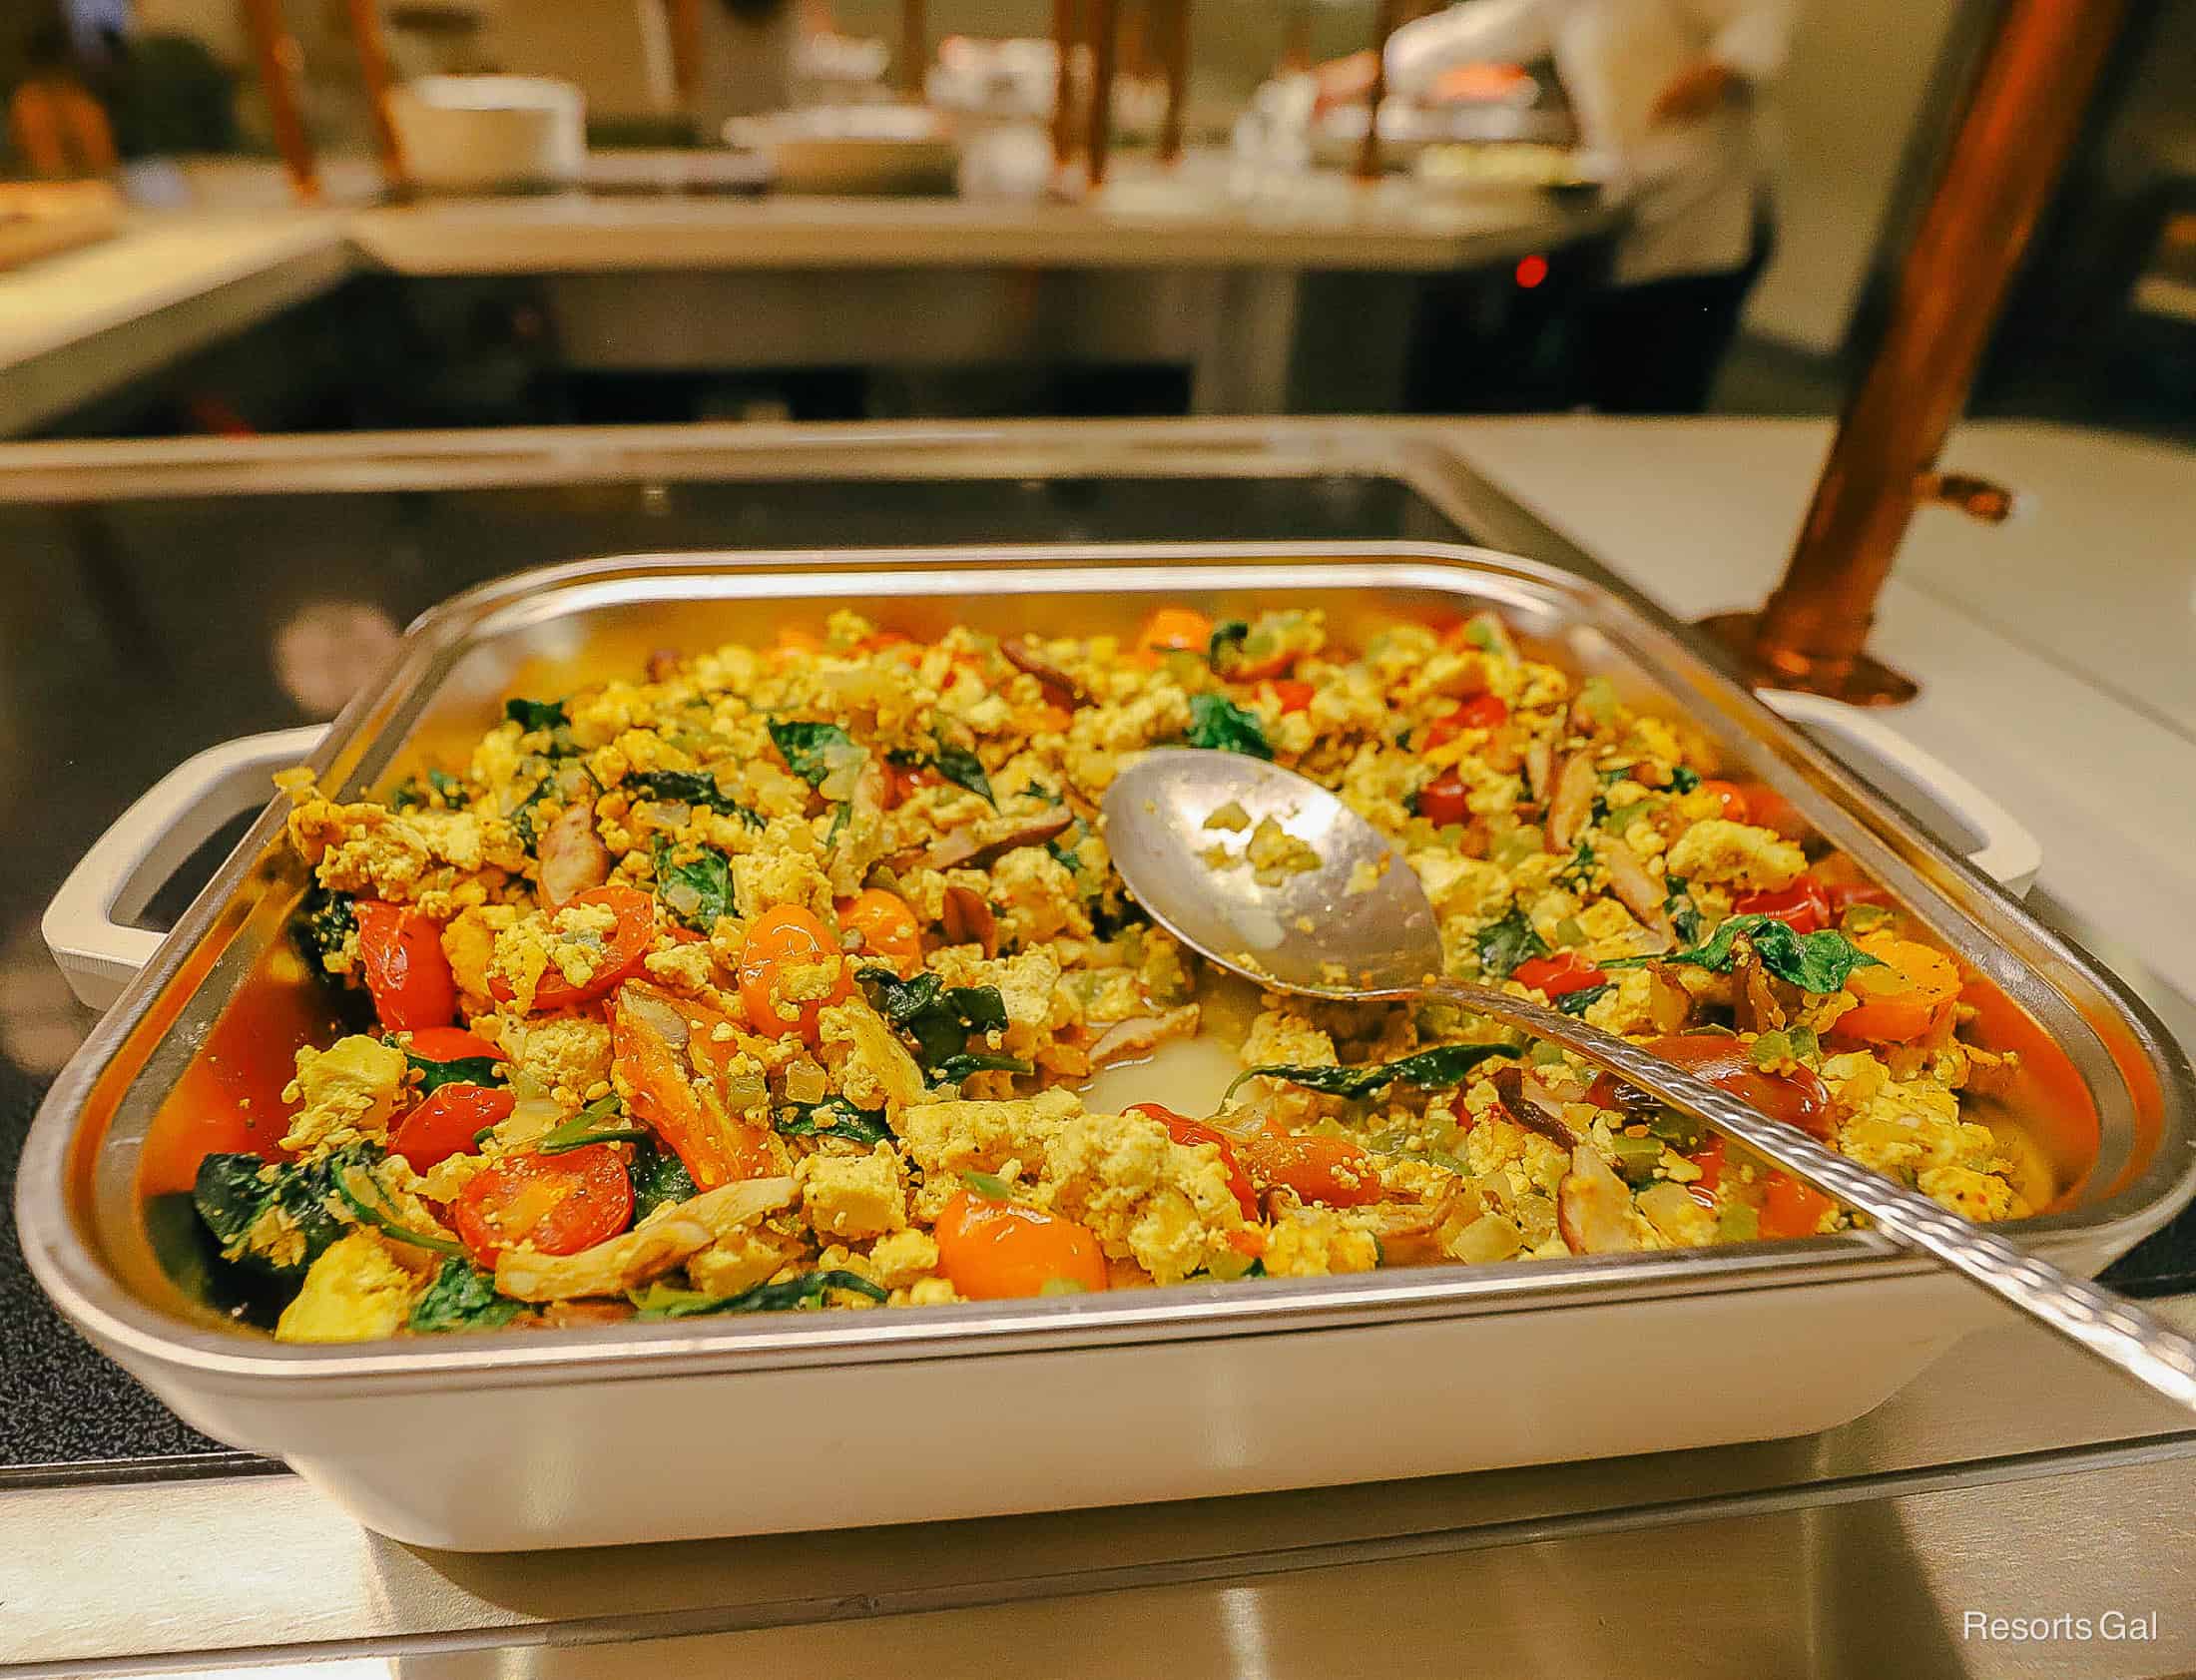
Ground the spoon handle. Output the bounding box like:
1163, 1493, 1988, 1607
1422, 978, 2196, 1413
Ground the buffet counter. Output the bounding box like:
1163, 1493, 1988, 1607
0, 417, 2189, 1678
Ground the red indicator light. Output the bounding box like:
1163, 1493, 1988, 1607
1514, 255, 1549, 288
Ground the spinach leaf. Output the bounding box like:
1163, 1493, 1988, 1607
1206, 619, 1251, 671
1185, 692, 1273, 760
1663, 874, 1703, 944
1605, 913, 1883, 992
1226, 1041, 1512, 1103
776, 1097, 892, 1148
537, 1095, 653, 1155
769, 720, 862, 788
329, 1158, 468, 1258
629, 1139, 699, 1220
390, 768, 467, 812
193, 1149, 356, 1277
856, 967, 1020, 1088
1555, 840, 1598, 888
960, 1169, 1014, 1201
1555, 982, 1614, 1017
400, 1043, 505, 1098
1668, 765, 1702, 794
626, 769, 762, 826
407, 1259, 526, 1333
653, 838, 735, 931
932, 746, 996, 806
1474, 904, 1547, 979
293, 887, 357, 971
505, 698, 569, 734
629, 1270, 889, 1319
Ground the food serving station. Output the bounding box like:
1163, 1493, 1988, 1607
2, 417, 2193, 1677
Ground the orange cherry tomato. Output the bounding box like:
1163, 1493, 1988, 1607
611, 981, 780, 1190
489, 884, 656, 1012
1759, 1170, 1836, 1239
1511, 950, 1609, 999
1699, 779, 1751, 824
1638, 1033, 1834, 1139
737, 903, 850, 1042
1129, 1103, 1258, 1220
1733, 876, 1832, 935
402, 1026, 504, 1065
1241, 1126, 1384, 1208
1271, 679, 1317, 715
1836, 937, 1961, 1045
354, 901, 457, 1031
1414, 769, 1471, 829
933, 1190, 1110, 1300
837, 887, 923, 975
1423, 692, 1508, 747
391, 1084, 513, 1171
1686, 1136, 1726, 1207
1137, 606, 1214, 655
453, 1144, 633, 1268
884, 760, 939, 810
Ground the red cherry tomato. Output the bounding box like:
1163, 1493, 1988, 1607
1241, 1126, 1384, 1208
453, 1144, 634, 1268
1271, 679, 1317, 715
1686, 1136, 1726, 1207
1414, 770, 1471, 829
1825, 880, 1895, 913
402, 1026, 504, 1064
491, 884, 656, 1012
1732, 877, 1833, 936
1699, 779, 1751, 824
391, 1084, 513, 1171
1642, 1033, 1834, 1139
1130, 1103, 1258, 1220
1511, 950, 1610, 999
1759, 1170, 1836, 1239
1423, 693, 1508, 747
884, 761, 939, 809
354, 901, 457, 1031
934, 1191, 1110, 1300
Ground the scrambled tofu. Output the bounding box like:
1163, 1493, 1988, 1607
279, 1035, 407, 1155
1665, 819, 1807, 893
275, 1232, 423, 1344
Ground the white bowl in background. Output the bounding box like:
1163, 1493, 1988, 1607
389, 74, 587, 195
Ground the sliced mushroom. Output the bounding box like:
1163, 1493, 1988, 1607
1365, 1186, 1479, 1267
1557, 1145, 1641, 1255
1545, 752, 1599, 853
1600, 838, 1675, 944
494, 1176, 797, 1303
1491, 1067, 1580, 1149
940, 883, 999, 957
1087, 1003, 1202, 1068
1001, 638, 1090, 707
538, 801, 612, 907
1734, 948, 1790, 1033
917, 807, 1075, 872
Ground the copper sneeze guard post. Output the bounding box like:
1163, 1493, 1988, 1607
342, 0, 407, 190
1701, 0, 2129, 705
239, 0, 320, 203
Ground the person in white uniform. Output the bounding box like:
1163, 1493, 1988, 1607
1325, 0, 1794, 412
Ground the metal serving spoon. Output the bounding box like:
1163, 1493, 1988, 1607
1102, 748, 2196, 1411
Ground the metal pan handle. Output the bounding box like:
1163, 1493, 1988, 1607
43, 727, 324, 1010
1759, 691, 2040, 894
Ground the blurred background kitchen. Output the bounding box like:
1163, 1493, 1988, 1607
3, 0, 2191, 438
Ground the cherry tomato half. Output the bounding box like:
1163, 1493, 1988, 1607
883, 761, 940, 810
1423, 692, 1508, 748
1271, 679, 1317, 715
354, 901, 457, 1031
453, 1143, 634, 1268
934, 1190, 1109, 1300
1138, 606, 1215, 655
391, 1084, 513, 1171
489, 884, 656, 1012
1732, 876, 1833, 936
837, 887, 923, 976
1414, 770, 1471, 829
1639, 1032, 1834, 1139
1825, 880, 1895, 913
1512, 950, 1610, 999
1130, 1103, 1258, 1220
612, 981, 781, 1190
402, 1025, 504, 1065
1686, 1136, 1726, 1207
737, 902, 850, 1041
1759, 1170, 1836, 1239
1241, 1126, 1384, 1208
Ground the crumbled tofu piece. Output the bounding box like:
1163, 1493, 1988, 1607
498, 1013, 613, 1107
799, 1144, 908, 1240
1664, 819, 1807, 892
275, 1232, 422, 1344
1263, 1208, 1379, 1277
279, 1035, 407, 1155
642, 941, 716, 992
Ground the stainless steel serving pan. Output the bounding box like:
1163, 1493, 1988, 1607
21, 543, 2196, 1551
